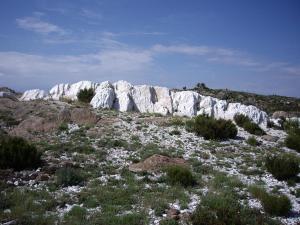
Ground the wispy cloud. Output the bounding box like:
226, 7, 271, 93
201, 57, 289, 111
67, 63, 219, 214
80, 8, 102, 20
16, 17, 66, 35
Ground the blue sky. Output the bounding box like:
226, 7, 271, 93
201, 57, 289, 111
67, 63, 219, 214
0, 0, 299, 97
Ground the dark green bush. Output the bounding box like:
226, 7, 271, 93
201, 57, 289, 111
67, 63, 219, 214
56, 167, 84, 187
0, 136, 41, 170
63, 206, 87, 225
285, 133, 300, 152
165, 165, 196, 187
186, 115, 237, 140
234, 114, 265, 136
246, 136, 259, 146
250, 186, 292, 216
160, 219, 179, 225
191, 191, 280, 225
77, 88, 95, 103
265, 153, 299, 180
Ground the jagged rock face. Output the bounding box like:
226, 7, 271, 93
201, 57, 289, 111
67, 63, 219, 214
172, 91, 200, 117
90, 81, 115, 109
225, 103, 268, 127
50, 81, 99, 100
49, 83, 70, 100
20, 89, 47, 101
19, 80, 269, 127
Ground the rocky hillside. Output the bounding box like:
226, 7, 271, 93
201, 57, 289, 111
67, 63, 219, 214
0, 83, 300, 225
187, 83, 300, 116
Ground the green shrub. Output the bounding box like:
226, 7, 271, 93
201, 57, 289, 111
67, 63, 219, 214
63, 206, 87, 225
165, 165, 196, 187
285, 133, 300, 152
191, 191, 280, 225
160, 219, 179, 225
58, 122, 68, 131
265, 153, 299, 180
0, 136, 41, 170
246, 136, 259, 146
234, 114, 265, 136
186, 115, 237, 140
56, 167, 84, 187
77, 88, 95, 103
249, 186, 292, 216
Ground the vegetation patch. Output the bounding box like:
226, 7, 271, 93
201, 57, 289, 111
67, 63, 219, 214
265, 153, 299, 180
249, 186, 292, 216
186, 115, 237, 140
56, 167, 84, 187
234, 114, 265, 135
0, 135, 41, 170
191, 191, 280, 225
246, 136, 260, 146
77, 88, 95, 103
165, 165, 196, 187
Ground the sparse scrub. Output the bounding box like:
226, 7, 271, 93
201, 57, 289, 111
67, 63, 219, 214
285, 133, 300, 152
265, 153, 299, 180
165, 165, 196, 187
160, 219, 179, 225
56, 167, 84, 187
77, 88, 95, 103
0, 136, 41, 170
63, 206, 87, 225
234, 114, 265, 135
167, 117, 185, 126
191, 191, 280, 225
249, 186, 292, 216
186, 115, 237, 140
58, 122, 68, 131
246, 136, 259, 146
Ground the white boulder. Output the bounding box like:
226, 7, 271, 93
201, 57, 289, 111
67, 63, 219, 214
65, 81, 99, 100
131, 85, 155, 113
172, 91, 200, 117
19, 89, 47, 101
197, 95, 228, 119
90, 81, 115, 109
153, 86, 173, 115
113, 80, 134, 112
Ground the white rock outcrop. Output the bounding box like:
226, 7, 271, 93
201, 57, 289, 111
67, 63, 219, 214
49, 80, 99, 100
90, 81, 115, 109
19, 80, 269, 127
113, 80, 134, 112
172, 91, 200, 117
19, 89, 48, 101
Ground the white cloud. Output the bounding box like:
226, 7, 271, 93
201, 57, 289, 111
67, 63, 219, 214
16, 17, 65, 35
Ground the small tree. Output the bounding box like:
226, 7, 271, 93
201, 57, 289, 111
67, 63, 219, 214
77, 88, 95, 103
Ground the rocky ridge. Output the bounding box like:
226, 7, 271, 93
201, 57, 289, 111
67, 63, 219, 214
20, 80, 268, 127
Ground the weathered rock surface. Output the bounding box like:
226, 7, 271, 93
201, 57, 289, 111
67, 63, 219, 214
49, 81, 99, 100
129, 154, 187, 172
20, 89, 47, 101
20, 80, 269, 127
90, 81, 115, 109
172, 91, 200, 117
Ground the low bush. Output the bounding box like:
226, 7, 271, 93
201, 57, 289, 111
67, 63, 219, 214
186, 115, 237, 140
63, 206, 87, 225
77, 88, 95, 103
234, 114, 265, 136
285, 133, 300, 152
165, 165, 196, 187
246, 136, 259, 146
0, 136, 41, 170
56, 167, 84, 187
160, 219, 179, 225
265, 153, 299, 180
249, 186, 292, 216
191, 191, 280, 225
